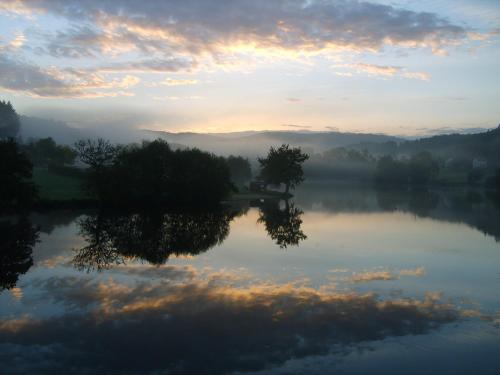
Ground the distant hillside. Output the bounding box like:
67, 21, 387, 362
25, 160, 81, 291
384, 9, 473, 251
20, 116, 84, 145
349, 125, 500, 166
143, 130, 401, 157
19, 116, 151, 145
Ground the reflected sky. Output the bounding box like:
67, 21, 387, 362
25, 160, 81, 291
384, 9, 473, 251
1, 186, 500, 374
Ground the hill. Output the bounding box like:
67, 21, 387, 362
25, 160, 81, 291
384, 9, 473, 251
143, 130, 401, 157
349, 125, 500, 165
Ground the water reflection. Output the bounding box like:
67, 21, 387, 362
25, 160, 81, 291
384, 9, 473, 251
0, 217, 38, 290
1, 187, 500, 374
294, 185, 500, 241
73, 208, 244, 271
258, 200, 307, 248
0, 268, 463, 375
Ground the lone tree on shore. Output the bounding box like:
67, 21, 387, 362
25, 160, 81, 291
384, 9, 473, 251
258, 144, 309, 194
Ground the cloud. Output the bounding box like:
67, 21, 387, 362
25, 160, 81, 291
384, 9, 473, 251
401, 71, 431, 81
354, 63, 402, 77
334, 267, 427, 283
161, 78, 198, 86
0, 270, 461, 374
3, 0, 468, 65
286, 97, 301, 103
335, 72, 353, 77
335, 62, 430, 80
9, 33, 25, 49
99, 58, 198, 73
399, 266, 426, 277
0, 53, 139, 98
350, 270, 397, 283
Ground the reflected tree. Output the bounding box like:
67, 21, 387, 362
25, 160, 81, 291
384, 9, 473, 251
0, 217, 39, 290
73, 209, 239, 271
258, 200, 307, 248
407, 189, 439, 217
73, 214, 124, 272
376, 188, 439, 218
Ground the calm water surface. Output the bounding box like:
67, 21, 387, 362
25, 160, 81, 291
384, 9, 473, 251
1, 185, 500, 374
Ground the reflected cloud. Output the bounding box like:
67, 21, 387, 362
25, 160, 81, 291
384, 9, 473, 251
329, 267, 426, 283
0, 267, 463, 375
350, 270, 396, 283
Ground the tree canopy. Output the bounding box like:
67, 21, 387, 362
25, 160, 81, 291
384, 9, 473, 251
0, 139, 38, 209
375, 151, 439, 186
226, 155, 252, 186
258, 144, 309, 193
23, 137, 76, 166
74, 138, 234, 207
0, 100, 20, 139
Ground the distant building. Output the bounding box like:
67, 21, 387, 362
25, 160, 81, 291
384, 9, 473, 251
249, 179, 266, 192
472, 158, 487, 169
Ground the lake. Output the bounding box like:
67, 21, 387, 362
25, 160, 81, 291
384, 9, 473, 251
1, 185, 500, 374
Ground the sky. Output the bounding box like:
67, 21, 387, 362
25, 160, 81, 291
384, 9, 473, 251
0, 0, 499, 135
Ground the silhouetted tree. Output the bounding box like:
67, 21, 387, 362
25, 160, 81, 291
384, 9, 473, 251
0, 100, 20, 139
106, 140, 233, 206
496, 169, 500, 191
0, 139, 38, 209
226, 155, 252, 186
258, 144, 309, 194
258, 200, 307, 248
111, 139, 174, 204
0, 217, 39, 290
23, 137, 76, 166
375, 155, 408, 185
74, 139, 118, 200
170, 148, 233, 204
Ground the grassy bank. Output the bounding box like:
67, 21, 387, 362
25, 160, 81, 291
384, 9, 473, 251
33, 168, 89, 201
32, 168, 286, 207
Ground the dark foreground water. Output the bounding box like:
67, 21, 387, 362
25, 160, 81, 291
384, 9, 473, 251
1, 185, 500, 374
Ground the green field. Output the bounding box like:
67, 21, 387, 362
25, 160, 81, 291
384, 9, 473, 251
33, 168, 89, 201
437, 169, 468, 185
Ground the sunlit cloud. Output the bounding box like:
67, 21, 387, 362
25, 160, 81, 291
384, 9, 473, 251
2, 0, 469, 66
8, 33, 25, 49
0, 54, 139, 98
161, 78, 198, 86
335, 62, 431, 81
